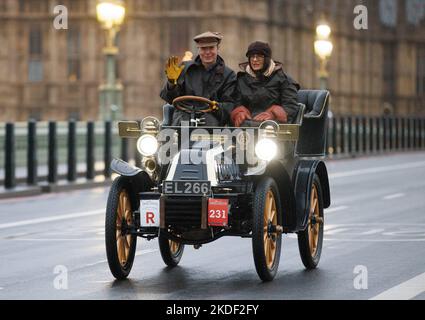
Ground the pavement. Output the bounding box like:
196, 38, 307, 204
0, 151, 424, 300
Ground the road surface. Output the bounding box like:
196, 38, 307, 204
0, 152, 424, 300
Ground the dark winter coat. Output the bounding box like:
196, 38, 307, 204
234, 62, 300, 123
160, 55, 236, 126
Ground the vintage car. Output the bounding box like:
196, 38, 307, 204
105, 90, 331, 282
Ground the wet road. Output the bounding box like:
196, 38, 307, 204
1, 152, 425, 300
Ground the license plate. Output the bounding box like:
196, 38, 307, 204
140, 199, 160, 227
162, 181, 211, 196
208, 198, 229, 227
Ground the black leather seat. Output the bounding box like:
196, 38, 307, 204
297, 90, 329, 117
296, 90, 330, 156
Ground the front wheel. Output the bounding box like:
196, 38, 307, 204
297, 174, 324, 269
105, 177, 137, 279
252, 177, 282, 282
158, 233, 184, 267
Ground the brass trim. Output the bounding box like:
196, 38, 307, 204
160, 195, 166, 229
118, 121, 141, 138
201, 196, 208, 229
277, 124, 299, 141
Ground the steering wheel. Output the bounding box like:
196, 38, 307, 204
172, 96, 218, 114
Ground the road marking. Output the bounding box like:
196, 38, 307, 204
324, 238, 425, 242
370, 271, 425, 300
325, 206, 348, 214
13, 238, 104, 241
0, 209, 105, 230
83, 249, 158, 268
383, 193, 405, 200
329, 161, 425, 179
325, 228, 349, 235
360, 228, 385, 235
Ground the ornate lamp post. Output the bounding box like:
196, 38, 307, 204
96, 0, 126, 121
314, 22, 333, 90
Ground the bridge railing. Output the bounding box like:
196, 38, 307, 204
326, 116, 425, 157
1, 116, 425, 190
0, 120, 141, 189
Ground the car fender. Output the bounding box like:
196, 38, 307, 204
293, 159, 331, 232
264, 160, 297, 232
110, 158, 154, 192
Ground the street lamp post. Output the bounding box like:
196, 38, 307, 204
96, 0, 126, 121
314, 22, 333, 90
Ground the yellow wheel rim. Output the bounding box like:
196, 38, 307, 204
308, 184, 321, 257
169, 240, 180, 255
263, 190, 278, 269
116, 190, 132, 267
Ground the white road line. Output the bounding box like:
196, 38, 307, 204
325, 206, 348, 214
329, 161, 425, 179
0, 209, 105, 230
370, 271, 425, 300
383, 193, 405, 200
325, 228, 349, 235
13, 238, 104, 241
360, 228, 385, 235
324, 238, 425, 242
82, 249, 158, 268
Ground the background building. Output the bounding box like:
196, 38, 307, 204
0, 0, 424, 121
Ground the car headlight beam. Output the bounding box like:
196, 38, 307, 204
255, 139, 277, 161
136, 134, 158, 156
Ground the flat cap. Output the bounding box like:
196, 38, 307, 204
193, 31, 223, 47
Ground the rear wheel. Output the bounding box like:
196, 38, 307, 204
297, 174, 324, 269
158, 234, 184, 267
105, 177, 137, 279
252, 177, 282, 282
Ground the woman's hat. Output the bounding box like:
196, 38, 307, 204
246, 41, 272, 58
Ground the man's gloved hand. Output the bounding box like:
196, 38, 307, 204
266, 105, 288, 123
231, 106, 252, 127
253, 111, 274, 122
165, 56, 184, 85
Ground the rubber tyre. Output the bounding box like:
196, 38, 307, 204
158, 234, 184, 267
252, 177, 282, 282
297, 173, 324, 269
105, 177, 137, 280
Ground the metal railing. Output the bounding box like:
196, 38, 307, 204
0, 121, 140, 189
326, 116, 425, 157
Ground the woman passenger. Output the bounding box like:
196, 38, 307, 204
231, 41, 300, 127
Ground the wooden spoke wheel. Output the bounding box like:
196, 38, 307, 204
252, 177, 282, 282
105, 177, 137, 279
116, 190, 133, 267
158, 233, 184, 267
264, 191, 278, 269
297, 174, 324, 269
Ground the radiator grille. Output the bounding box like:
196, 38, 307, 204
164, 197, 202, 227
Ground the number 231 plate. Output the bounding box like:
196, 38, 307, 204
208, 198, 229, 227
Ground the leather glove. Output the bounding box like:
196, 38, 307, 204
165, 56, 184, 85
231, 106, 252, 127
266, 105, 288, 123
253, 111, 274, 122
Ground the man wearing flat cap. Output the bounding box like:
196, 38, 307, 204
160, 31, 236, 126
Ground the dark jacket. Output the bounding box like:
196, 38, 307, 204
234, 62, 300, 123
160, 55, 236, 125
